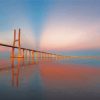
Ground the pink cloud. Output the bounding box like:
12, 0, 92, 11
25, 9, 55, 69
39, 7, 100, 51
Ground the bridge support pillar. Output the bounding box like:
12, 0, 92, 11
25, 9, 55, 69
22, 49, 25, 58
32, 51, 34, 58
35, 52, 37, 58
11, 29, 23, 58
29, 50, 31, 58
25, 50, 28, 58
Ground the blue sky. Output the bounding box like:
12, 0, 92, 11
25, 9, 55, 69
0, 0, 100, 56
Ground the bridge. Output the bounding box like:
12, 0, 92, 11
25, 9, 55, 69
0, 28, 65, 59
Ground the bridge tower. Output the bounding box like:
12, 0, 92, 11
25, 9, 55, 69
11, 29, 23, 58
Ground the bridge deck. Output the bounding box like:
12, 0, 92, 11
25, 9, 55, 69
0, 43, 54, 55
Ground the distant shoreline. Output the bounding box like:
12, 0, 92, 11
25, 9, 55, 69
66, 56, 100, 59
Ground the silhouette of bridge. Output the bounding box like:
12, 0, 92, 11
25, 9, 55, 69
0, 28, 65, 58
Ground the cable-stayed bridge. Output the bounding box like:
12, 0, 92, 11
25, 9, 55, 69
0, 29, 65, 58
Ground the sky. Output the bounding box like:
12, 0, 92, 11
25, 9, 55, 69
0, 0, 100, 56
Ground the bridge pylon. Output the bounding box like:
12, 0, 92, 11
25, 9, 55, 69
11, 29, 23, 58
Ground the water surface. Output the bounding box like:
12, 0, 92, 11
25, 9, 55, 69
0, 57, 100, 100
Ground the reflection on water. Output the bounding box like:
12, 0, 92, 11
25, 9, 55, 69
0, 57, 100, 100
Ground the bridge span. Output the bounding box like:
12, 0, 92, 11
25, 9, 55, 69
0, 29, 65, 58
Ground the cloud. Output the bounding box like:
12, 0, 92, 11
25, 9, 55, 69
40, 2, 100, 51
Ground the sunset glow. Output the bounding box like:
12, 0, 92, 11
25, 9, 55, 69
0, 0, 100, 56
0, 1, 100, 99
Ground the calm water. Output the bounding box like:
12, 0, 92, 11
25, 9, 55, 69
0, 57, 100, 100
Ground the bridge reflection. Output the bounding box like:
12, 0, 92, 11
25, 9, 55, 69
10, 57, 55, 88
11, 57, 39, 87
1, 57, 100, 89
